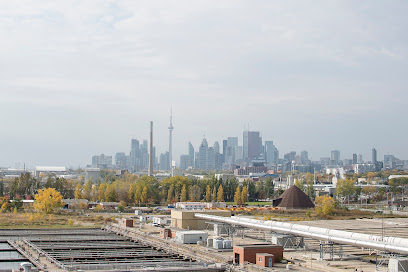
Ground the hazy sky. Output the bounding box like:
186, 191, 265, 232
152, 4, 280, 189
1, 1, 407, 168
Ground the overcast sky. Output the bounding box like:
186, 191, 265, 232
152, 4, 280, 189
0, 1, 407, 168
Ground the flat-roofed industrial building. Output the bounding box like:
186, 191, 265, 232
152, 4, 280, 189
171, 210, 231, 230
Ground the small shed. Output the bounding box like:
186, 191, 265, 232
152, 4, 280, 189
121, 218, 133, 227
160, 228, 172, 239
176, 231, 208, 244
233, 244, 283, 266
256, 253, 274, 267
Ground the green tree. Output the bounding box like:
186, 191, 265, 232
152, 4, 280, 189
135, 185, 142, 204
189, 185, 202, 202
105, 184, 117, 202
205, 185, 212, 202
217, 185, 224, 202
336, 178, 356, 204
234, 186, 242, 205
167, 185, 174, 204
33, 188, 63, 214
265, 178, 274, 198
295, 179, 305, 191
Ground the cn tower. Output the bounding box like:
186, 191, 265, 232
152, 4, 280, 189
168, 108, 174, 170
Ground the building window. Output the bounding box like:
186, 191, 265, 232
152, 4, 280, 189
259, 257, 262, 262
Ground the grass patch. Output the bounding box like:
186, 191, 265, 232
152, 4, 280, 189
0, 212, 107, 229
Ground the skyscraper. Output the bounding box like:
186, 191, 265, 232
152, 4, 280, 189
148, 121, 153, 176
188, 142, 195, 168
300, 150, 309, 164
331, 150, 340, 165
243, 130, 261, 161
265, 141, 278, 165
352, 153, 357, 164
357, 154, 363, 164
198, 138, 208, 170
214, 141, 220, 154
372, 148, 377, 163
168, 108, 174, 170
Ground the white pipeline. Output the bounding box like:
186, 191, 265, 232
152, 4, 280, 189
195, 214, 408, 255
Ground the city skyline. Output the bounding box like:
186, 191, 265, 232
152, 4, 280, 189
1, 1, 407, 167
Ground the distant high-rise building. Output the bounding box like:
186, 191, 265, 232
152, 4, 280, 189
198, 138, 208, 170
331, 150, 340, 165
92, 154, 112, 169
160, 152, 170, 171
284, 151, 296, 162
207, 147, 215, 170
300, 150, 309, 164
180, 155, 190, 170
222, 140, 228, 154
243, 130, 261, 160
227, 137, 238, 147
265, 141, 278, 165
188, 142, 195, 168
357, 154, 363, 164
148, 121, 153, 176
130, 138, 140, 167
234, 146, 243, 161
214, 141, 220, 154
372, 148, 377, 163
352, 153, 358, 164
384, 154, 396, 169
115, 152, 127, 168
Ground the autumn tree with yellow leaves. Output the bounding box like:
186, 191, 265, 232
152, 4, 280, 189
33, 188, 63, 214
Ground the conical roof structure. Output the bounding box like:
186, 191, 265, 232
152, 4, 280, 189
276, 185, 314, 209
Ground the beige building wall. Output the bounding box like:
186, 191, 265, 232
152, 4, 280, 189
171, 210, 231, 230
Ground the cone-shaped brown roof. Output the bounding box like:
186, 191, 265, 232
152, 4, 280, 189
277, 185, 314, 209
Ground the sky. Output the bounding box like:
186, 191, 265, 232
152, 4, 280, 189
0, 1, 407, 168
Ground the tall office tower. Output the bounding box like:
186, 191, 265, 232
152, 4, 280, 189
384, 154, 396, 169
159, 152, 170, 171
214, 141, 220, 154
115, 152, 127, 168
180, 155, 190, 170
227, 137, 238, 147
148, 121, 154, 176
265, 141, 278, 165
234, 146, 243, 161
331, 150, 340, 164
142, 139, 148, 149
352, 153, 357, 164
357, 154, 363, 164
168, 108, 174, 170
188, 142, 195, 168
243, 130, 261, 161
222, 140, 228, 155
300, 150, 309, 164
284, 151, 296, 162
207, 147, 215, 170
372, 148, 377, 163
198, 138, 208, 170
130, 138, 140, 167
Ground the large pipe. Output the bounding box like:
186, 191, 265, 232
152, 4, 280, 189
195, 214, 408, 255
